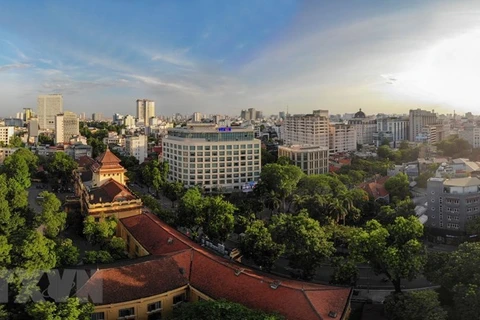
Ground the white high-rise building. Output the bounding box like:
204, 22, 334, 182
37, 94, 63, 130
374, 116, 409, 147
136, 99, 155, 125
282, 110, 329, 148
409, 109, 437, 142
54, 111, 79, 144
329, 123, 357, 153
126, 135, 148, 164
0, 126, 15, 146
162, 123, 262, 192
123, 115, 136, 129
193, 112, 203, 122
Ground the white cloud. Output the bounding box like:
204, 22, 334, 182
0, 63, 31, 72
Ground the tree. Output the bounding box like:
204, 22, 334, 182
82, 215, 117, 245
26, 297, 94, 320
163, 182, 185, 207
384, 291, 447, 320
55, 238, 80, 267
376, 198, 415, 225
385, 173, 410, 202
330, 256, 358, 286
201, 195, 236, 241
257, 163, 304, 212
240, 220, 284, 271
436, 135, 471, 158
47, 152, 78, 187
36, 191, 67, 238
349, 217, 425, 293
8, 135, 24, 148
378, 145, 393, 159
83, 250, 114, 264
11, 148, 38, 174
270, 211, 334, 279
172, 299, 284, 320
12, 231, 57, 271
177, 188, 204, 236
466, 216, 480, 235
107, 236, 127, 260
261, 149, 276, 166
2, 155, 31, 189
38, 133, 54, 145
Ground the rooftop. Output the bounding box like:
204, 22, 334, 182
444, 177, 480, 187
89, 179, 137, 204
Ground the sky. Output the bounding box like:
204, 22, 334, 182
1, 0, 480, 118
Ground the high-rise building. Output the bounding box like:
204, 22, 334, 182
136, 99, 155, 125
0, 126, 15, 146
126, 135, 148, 164
278, 145, 329, 175
329, 123, 357, 153
248, 108, 256, 121
92, 113, 103, 122
347, 109, 377, 145
162, 123, 262, 192
282, 110, 329, 148
23, 108, 33, 122
409, 109, 437, 141
37, 94, 63, 130
460, 126, 480, 148
193, 112, 202, 122
55, 111, 79, 144
124, 115, 136, 129
374, 116, 409, 147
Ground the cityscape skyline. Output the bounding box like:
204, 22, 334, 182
1, 1, 480, 116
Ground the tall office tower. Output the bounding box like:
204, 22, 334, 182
92, 113, 103, 121
248, 108, 256, 121
136, 99, 155, 125
409, 109, 437, 141
55, 111, 79, 144
193, 112, 202, 122
37, 94, 63, 130
347, 109, 377, 145
240, 110, 248, 120
23, 108, 33, 122
282, 110, 330, 148
374, 116, 409, 147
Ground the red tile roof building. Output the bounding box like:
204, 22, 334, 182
80, 213, 352, 320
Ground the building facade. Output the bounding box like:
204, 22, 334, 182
136, 99, 155, 125
162, 124, 261, 192
0, 126, 15, 146
37, 94, 63, 130
328, 123, 356, 153
373, 116, 409, 147
347, 109, 376, 145
427, 177, 480, 241
54, 111, 79, 144
409, 109, 437, 142
126, 135, 148, 164
282, 111, 329, 148
459, 126, 480, 148
278, 145, 329, 175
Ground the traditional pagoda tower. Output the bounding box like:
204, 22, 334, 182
92, 148, 127, 187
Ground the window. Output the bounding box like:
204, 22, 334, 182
91, 312, 105, 320
147, 301, 162, 313
173, 293, 186, 305
118, 307, 135, 318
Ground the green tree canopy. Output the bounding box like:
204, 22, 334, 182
436, 135, 471, 158
26, 297, 94, 320
269, 210, 334, 279
55, 238, 80, 267
46, 152, 78, 187
36, 191, 67, 238
385, 173, 410, 202
384, 291, 447, 320
172, 299, 284, 320
240, 220, 284, 271
349, 216, 425, 293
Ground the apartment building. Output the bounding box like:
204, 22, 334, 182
126, 135, 148, 164
37, 94, 63, 130
282, 110, 329, 148
373, 116, 409, 147
0, 126, 15, 146
328, 123, 356, 153
347, 109, 376, 145
459, 126, 480, 148
427, 177, 480, 240
409, 109, 437, 141
162, 124, 261, 192
278, 145, 329, 175
54, 111, 79, 144
136, 99, 155, 125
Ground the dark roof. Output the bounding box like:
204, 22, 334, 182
77, 256, 189, 304
89, 179, 136, 204
354, 108, 366, 118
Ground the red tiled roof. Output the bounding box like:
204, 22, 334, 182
358, 177, 389, 200
121, 213, 191, 255
190, 250, 351, 320
119, 214, 352, 319
89, 179, 136, 204
77, 256, 188, 304
96, 148, 121, 165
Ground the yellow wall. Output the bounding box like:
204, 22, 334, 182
93, 285, 189, 320
118, 222, 150, 258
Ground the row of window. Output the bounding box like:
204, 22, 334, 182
90, 297, 169, 319
163, 143, 258, 150
165, 149, 258, 156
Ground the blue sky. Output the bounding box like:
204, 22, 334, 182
1, 0, 480, 117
